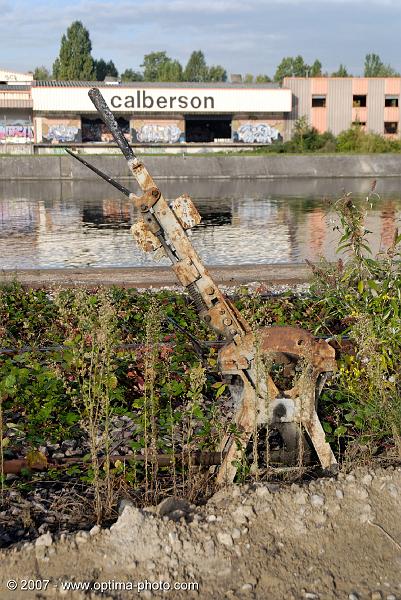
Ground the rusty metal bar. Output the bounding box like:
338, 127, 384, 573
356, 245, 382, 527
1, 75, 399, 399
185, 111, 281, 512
65, 149, 132, 198
2, 451, 225, 474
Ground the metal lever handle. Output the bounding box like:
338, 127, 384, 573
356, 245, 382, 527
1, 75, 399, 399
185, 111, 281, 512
88, 87, 136, 163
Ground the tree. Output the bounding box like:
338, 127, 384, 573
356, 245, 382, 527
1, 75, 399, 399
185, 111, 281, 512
292, 55, 309, 77
94, 59, 118, 80
255, 74, 271, 83
364, 53, 399, 77
274, 55, 322, 81
141, 51, 171, 81
120, 69, 143, 82
52, 21, 95, 80
157, 59, 183, 82
244, 73, 254, 83
310, 59, 322, 77
274, 57, 294, 82
33, 66, 50, 80
208, 65, 227, 82
184, 50, 208, 82
331, 64, 349, 77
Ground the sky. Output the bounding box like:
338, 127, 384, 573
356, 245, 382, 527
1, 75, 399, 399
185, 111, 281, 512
1, 0, 401, 78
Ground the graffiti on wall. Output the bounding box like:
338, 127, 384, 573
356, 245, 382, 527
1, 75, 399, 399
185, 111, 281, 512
43, 124, 80, 143
0, 121, 33, 144
135, 124, 183, 143
236, 123, 280, 144
82, 118, 129, 143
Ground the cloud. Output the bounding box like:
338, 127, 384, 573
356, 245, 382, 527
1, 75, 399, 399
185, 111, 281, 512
0, 0, 400, 75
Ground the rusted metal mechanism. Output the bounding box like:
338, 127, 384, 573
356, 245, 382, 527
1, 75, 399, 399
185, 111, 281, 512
66, 88, 338, 484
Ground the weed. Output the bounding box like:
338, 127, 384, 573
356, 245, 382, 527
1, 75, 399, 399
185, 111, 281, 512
54, 288, 119, 523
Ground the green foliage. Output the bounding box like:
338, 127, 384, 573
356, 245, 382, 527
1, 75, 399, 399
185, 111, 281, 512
158, 59, 183, 82
331, 64, 349, 77
120, 69, 143, 82
52, 21, 95, 80
274, 55, 318, 82
364, 53, 399, 77
309, 59, 322, 77
94, 59, 118, 81
310, 190, 401, 457
207, 65, 227, 82
273, 116, 337, 153
184, 50, 209, 82
336, 124, 401, 153
141, 51, 172, 81
33, 66, 50, 81
255, 74, 271, 83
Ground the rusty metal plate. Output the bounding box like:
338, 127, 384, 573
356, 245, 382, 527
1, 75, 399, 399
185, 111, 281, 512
131, 221, 163, 254
170, 194, 201, 230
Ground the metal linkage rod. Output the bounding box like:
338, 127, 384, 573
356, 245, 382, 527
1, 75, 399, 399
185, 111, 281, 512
64, 149, 132, 198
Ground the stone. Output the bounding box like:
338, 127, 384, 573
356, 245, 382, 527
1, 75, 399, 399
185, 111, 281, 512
89, 525, 101, 536
217, 532, 233, 547
348, 594, 359, 600
62, 439, 76, 450
232, 505, 255, 524
386, 484, 398, 498
371, 593, 382, 600
35, 532, 52, 547
361, 474, 373, 486
157, 496, 191, 517
241, 583, 253, 591
310, 494, 325, 507
118, 499, 134, 515
75, 531, 89, 543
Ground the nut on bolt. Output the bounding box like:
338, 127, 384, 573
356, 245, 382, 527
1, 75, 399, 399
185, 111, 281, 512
206, 286, 215, 295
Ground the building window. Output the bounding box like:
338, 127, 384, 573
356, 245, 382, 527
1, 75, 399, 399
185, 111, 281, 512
385, 95, 399, 107
353, 95, 367, 107
312, 95, 326, 108
384, 122, 398, 134
352, 121, 366, 127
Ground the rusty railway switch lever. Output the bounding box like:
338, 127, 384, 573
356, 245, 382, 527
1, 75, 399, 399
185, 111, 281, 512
66, 88, 338, 485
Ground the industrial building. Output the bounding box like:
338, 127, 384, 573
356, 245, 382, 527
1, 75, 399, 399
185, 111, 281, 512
1, 69, 401, 150
283, 77, 401, 137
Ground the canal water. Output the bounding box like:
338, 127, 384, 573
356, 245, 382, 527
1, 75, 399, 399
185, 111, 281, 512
1, 177, 401, 269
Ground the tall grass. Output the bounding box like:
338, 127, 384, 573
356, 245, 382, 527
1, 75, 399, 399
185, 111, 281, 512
54, 288, 118, 523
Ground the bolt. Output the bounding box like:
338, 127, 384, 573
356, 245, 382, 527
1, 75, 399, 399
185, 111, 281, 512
140, 204, 148, 212
204, 315, 212, 323
152, 188, 160, 197
206, 286, 215, 295
223, 318, 232, 326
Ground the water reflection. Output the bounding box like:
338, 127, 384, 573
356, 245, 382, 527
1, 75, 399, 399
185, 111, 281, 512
1, 178, 401, 269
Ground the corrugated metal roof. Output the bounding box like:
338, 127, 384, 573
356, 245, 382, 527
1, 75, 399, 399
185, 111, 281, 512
0, 84, 31, 91
33, 80, 281, 89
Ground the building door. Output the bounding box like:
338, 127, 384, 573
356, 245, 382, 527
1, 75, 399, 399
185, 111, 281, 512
185, 115, 232, 142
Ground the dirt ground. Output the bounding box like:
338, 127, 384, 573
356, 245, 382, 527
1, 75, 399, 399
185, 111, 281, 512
0, 466, 400, 600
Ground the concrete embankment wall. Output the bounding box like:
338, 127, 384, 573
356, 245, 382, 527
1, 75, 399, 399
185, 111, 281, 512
1, 154, 401, 180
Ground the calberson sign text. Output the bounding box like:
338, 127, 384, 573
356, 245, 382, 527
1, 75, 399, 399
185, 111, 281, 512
111, 91, 214, 110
